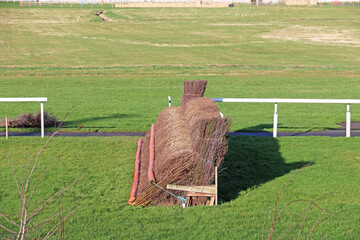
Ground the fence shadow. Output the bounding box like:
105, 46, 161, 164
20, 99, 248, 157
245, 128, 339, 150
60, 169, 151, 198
218, 125, 310, 203
61, 113, 136, 129
233, 123, 339, 132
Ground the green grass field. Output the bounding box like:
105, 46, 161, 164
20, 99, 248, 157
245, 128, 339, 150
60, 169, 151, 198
0, 136, 359, 239
1, 4, 360, 239
1, 4, 359, 132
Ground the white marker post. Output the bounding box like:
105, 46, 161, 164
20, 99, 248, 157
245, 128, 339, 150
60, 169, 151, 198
168, 96, 171, 107
346, 104, 351, 138
273, 103, 278, 138
41, 101, 45, 138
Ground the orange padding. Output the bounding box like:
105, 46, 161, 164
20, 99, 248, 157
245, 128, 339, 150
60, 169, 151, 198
128, 139, 143, 205
148, 124, 156, 183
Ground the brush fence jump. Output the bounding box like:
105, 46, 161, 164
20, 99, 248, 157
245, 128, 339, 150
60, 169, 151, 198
211, 98, 360, 138
0, 98, 48, 138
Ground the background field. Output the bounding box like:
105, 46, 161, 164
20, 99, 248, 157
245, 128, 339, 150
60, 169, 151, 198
1, 4, 359, 132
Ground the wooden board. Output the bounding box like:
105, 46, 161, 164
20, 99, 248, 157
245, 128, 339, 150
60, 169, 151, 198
166, 184, 216, 194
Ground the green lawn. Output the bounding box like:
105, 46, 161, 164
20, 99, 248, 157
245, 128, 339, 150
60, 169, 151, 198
0, 136, 359, 239
0, 4, 359, 132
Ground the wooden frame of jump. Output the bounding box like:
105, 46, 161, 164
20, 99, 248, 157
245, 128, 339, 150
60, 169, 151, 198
0, 98, 48, 138
166, 166, 218, 207
212, 98, 360, 138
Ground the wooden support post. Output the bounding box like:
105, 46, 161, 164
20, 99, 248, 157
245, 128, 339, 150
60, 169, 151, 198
215, 166, 218, 205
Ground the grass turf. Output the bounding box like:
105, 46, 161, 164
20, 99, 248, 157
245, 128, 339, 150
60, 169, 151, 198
0, 136, 359, 239
1, 5, 360, 132
0, 3, 359, 239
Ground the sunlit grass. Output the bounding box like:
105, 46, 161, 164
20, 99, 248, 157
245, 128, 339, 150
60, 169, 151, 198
0, 136, 359, 238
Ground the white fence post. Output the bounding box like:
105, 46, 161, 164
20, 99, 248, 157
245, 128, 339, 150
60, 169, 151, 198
273, 103, 278, 138
41, 102, 45, 138
346, 103, 351, 138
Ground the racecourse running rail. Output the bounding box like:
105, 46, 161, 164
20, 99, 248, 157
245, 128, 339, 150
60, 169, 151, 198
211, 98, 360, 138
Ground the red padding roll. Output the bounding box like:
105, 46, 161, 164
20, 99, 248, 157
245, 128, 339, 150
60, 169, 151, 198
148, 124, 156, 183
128, 139, 143, 205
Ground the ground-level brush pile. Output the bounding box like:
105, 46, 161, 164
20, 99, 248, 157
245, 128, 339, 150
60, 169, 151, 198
128, 80, 231, 206
0, 112, 57, 128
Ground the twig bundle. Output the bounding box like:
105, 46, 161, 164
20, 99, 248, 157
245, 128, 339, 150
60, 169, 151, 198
136, 107, 196, 205
191, 116, 231, 186
132, 80, 231, 206
181, 80, 208, 106
0, 112, 57, 128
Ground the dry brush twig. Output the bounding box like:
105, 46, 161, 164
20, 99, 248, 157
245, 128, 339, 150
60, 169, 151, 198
264, 163, 341, 240
0, 108, 82, 239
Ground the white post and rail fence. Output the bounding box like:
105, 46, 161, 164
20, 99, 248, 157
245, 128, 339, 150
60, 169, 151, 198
211, 98, 360, 138
0, 97, 48, 138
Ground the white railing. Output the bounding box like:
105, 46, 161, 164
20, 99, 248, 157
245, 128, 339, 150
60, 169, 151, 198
211, 98, 360, 138
0, 97, 48, 138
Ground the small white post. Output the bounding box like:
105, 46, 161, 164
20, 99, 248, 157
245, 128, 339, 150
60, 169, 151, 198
41, 102, 44, 138
346, 103, 351, 138
168, 96, 171, 107
273, 103, 278, 138
5, 117, 8, 139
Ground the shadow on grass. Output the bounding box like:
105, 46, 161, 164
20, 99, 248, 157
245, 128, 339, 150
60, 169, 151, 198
61, 113, 136, 129
219, 125, 310, 203
234, 123, 339, 132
